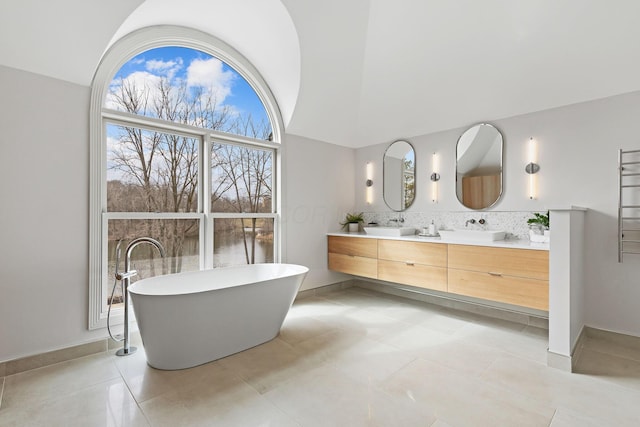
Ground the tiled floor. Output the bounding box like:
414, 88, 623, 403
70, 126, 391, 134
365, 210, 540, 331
2, 286, 640, 426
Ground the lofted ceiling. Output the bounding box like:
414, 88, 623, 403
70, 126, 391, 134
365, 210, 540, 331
2, 0, 640, 148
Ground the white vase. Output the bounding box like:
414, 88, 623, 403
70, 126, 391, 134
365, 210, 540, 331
348, 223, 359, 232
529, 229, 550, 243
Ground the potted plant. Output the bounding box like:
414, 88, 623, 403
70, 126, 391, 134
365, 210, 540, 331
341, 212, 364, 233
527, 211, 550, 243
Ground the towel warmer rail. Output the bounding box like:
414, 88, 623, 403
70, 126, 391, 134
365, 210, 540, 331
618, 149, 640, 262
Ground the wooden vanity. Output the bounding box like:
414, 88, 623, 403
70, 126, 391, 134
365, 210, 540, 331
447, 244, 548, 310
327, 235, 377, 279
377, 239, 448, 292
328, 234, 549, 311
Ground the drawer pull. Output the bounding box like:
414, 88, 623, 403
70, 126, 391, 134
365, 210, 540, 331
405, 261, 415, 266
488, 271, 503, 277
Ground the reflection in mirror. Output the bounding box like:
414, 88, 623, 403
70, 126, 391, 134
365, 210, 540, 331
383, 140, 415, 211
456, 123, 503, 209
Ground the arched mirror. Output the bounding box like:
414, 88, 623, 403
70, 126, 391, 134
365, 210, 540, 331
383, 140, 415, 211
456, 123, 503, 209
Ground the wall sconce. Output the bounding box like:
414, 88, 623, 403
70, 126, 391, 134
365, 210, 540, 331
525, 137, 540, 199
430, 152, 440, 203
365, 162, 373, 204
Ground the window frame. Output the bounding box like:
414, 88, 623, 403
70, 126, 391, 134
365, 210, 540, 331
89, 26, 283, 329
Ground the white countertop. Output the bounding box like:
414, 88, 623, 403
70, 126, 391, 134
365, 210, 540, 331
327, 231, 549, 251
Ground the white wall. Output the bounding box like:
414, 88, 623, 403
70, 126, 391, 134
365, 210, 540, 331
282, 134, 356, 290
355, 90, 640, 339
0, 65, 105, 361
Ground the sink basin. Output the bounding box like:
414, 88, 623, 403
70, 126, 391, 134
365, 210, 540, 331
438, 229, 506, 242
363, 226, 415, 237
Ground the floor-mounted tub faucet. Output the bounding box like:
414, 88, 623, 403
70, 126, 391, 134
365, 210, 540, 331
115, 237, 166, 357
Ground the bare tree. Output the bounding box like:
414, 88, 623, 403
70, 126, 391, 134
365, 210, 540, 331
212, 138, 272, 264
107, 70, 273, 271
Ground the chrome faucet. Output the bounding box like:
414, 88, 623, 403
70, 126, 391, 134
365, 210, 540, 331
115, 237, 165, 357
389, 213, 405, 226
465, 219, 476, 227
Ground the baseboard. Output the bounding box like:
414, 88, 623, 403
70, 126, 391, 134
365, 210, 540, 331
547, 350, 573, 371
569, 325, 588, 371
583, 325, 640, 350
546, 325, 624, 372
546, 326, 587, 372
0, 332, 141, 377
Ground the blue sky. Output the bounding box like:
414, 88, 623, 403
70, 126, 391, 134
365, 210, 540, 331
106, 46, 273, 183
110, 46, 270, 127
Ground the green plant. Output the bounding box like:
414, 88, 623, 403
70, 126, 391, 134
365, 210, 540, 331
341, 212, 364, 230
527, 211, 549, 229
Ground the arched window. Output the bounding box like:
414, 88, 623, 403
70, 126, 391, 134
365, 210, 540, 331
89, 27, 282, 329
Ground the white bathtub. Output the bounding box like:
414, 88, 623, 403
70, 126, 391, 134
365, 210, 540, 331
128, 263, 308, 370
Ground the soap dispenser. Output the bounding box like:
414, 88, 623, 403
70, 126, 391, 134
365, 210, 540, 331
428, 220, 436, 236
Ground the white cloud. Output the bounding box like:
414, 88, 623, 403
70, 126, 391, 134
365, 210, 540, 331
105, 71, 165, 112
105, 55, 243, 126
186, 57, 235, 102
145, 58, 183, 79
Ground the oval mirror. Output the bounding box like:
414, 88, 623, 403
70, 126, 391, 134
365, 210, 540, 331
456, 123, 503, 209
383, 140, 415, 211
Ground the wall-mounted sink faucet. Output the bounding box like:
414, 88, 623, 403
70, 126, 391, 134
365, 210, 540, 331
389, 213, 405, 226
465, 218, 487, 228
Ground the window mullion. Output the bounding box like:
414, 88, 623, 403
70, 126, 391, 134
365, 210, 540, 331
203, 134, 213, 270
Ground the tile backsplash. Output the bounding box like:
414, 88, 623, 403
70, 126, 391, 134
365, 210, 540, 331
362, 211, 541, 240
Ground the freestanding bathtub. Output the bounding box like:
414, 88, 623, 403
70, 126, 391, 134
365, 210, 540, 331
128, 263, 308, 370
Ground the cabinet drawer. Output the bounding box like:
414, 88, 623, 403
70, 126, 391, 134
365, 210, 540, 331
328, 253, 377, 279
448, 269, 548, 310
378, 240, 447, 267
328, 236, 377, 258
378, 260, 447, 292
448, 245, 548, 280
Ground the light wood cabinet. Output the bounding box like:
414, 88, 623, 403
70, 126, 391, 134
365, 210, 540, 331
328, 236, 377, 279
328, 235, 377, 258
448, 245, 548, 281
448, 244, 549, 310
328, 253, 377, 279
378, 240, 447, 267
327, 235, 549, 311
378, 240, 447, 291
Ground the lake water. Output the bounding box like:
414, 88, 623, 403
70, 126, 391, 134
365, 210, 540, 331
213, 230, 274, 267
107, 231, 273, 293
